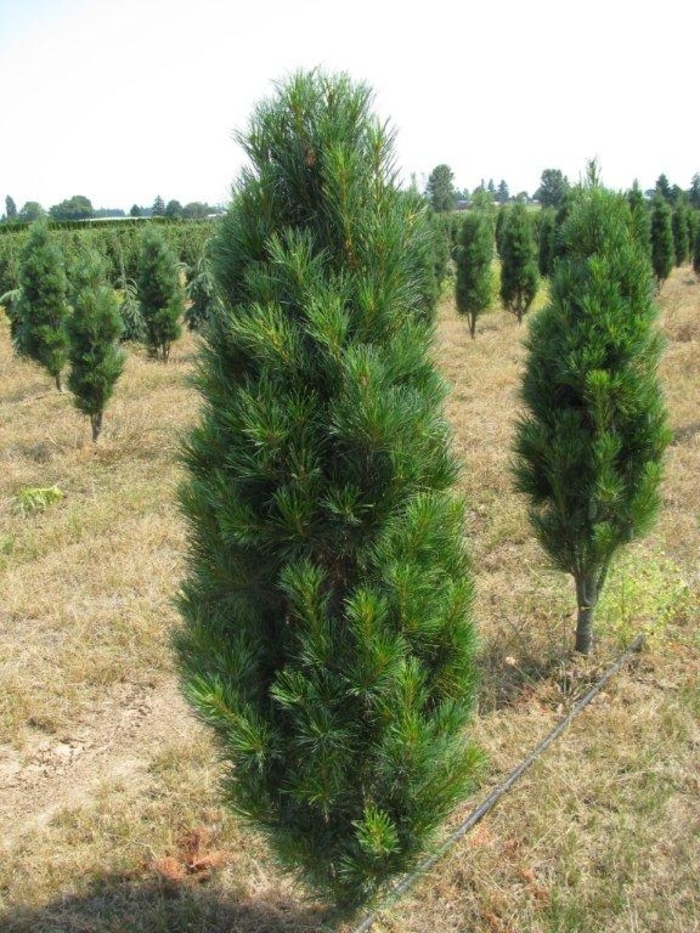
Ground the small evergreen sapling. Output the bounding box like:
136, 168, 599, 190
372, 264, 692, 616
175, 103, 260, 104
15, 222, 69, 389
136, 225, 183, 360
513, 181, 671, 654
455, 211, 493, 338
66, 250, 126, 442
177, 70, 479, 910
650, 196, 675, 286
499, 203, 538, 323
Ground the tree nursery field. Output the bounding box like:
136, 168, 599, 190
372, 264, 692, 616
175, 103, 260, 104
0, 267, 698, 933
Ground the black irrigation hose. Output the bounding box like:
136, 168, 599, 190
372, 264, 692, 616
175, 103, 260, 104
351, 633, 645, 933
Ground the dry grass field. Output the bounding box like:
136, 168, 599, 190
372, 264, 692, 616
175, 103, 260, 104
0, 267, 698, 933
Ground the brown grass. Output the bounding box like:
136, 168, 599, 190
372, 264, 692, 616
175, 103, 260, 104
0, 267, 698, 932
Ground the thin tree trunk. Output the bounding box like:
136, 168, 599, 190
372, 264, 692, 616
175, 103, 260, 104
574, 573, 598, 654
55, 372, 63, 392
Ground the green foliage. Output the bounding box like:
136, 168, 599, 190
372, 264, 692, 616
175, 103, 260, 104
177, 69, 479, 911
49, 194, 94, 221
184, 253, 216, 331
494, 205, 508, 258
66, 249, 126, 441
626, 181, 651, 258
136, 225, 183, 361
5, 195, 17, 220
598, 551, 693, 648
693, 215, 700, 276
650, 196, 675, 285
671, 203, 690, 266
499, 203, 538, 323
537, 208, 556, 277
536, 168, 569, 208
655, 173, 673, 202
513, 182, 671, 653
13, 485, 64, 515
18, 201, 45, 222
455, 211, 493, 338
426, 164, 456, 213
15, 222, 69, 389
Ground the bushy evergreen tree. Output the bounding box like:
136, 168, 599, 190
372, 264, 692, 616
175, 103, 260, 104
650, 196, 675, 285
499, 203, 538, 323
15, 222, 69, 389
627, 181, 651, 259
537, 208, 556, 277
494, 205, 509, 258
671, 203, 690, 266
184, 253, 216, 331
177, 70, 479, 910
455, 211, 493, 338
66, 250, 126, 441
136, 226, 183, 360
426, 164, 456, 213
693, 217, 700, 276
513, 180, 671, 654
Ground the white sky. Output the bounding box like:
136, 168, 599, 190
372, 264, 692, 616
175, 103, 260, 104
1, 0, 697, 212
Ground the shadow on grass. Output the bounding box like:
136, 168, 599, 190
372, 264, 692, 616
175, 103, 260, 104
2, 872, 337, 933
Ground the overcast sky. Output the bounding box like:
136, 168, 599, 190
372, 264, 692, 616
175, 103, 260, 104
1, 0, 697, 212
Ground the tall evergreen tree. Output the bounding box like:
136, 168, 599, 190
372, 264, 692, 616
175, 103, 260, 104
627, 181, 651, 258
5, 195, 17, 221
499, 202, 538, 323
66, 250, 126, 441
495, 205, 509, 258
513, 181, 671, 654
136, 225, 183, 361
671, 203, 690, 266
650, 196, 675, 286
15, 222, 69, 389
426, 164, 456, 213
455, 211, 493, 338
693, 218, 700, 276
176, 70, 479, 910
537, 208, 556, 277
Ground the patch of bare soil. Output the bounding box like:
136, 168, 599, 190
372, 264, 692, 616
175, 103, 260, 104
0, 679, 195, 848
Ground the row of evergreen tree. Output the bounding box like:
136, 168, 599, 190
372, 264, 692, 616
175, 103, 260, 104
0, 70, 682, 916
175, 72, 671, 914
449, 190, 700, 339
4, 223, 192, 439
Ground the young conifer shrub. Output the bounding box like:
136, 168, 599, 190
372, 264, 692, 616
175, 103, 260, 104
499, 202, 538, 323
650, 195, 675, 286
513, 178, 671, 654
15, 222, 69, 389
455, 211, 493, 338
136, 225, 183, 360
177, 70, 479, 911
66, 249, 126, 441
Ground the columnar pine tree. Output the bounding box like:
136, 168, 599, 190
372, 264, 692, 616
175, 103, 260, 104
66, 250, 126, 441
513, 179, 671, 654
537, 208, 556, 277
15, 222, 69, 389
650, 196, 675, 286
177, 70, 479, 910
693, 217, 700, 276
671, 203, 690, 266
136, 226, 183, 360
499, 202, 538, 323
495, 205, 509, 258
455, 211, 493, 338
626, 181, 651, 259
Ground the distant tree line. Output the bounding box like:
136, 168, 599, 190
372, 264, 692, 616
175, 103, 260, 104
2, 193, 223, 224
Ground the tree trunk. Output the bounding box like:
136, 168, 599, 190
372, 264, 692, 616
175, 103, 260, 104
55, 372, 64, 392
574, 573, 598, 654
91, 411, 103, 443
